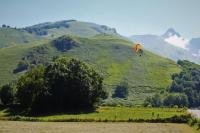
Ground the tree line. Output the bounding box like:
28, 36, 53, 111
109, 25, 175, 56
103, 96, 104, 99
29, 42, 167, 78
144, 60, 200, 108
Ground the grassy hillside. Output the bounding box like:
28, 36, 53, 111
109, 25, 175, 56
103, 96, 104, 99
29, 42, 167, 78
0, 34, 181, 105
0, 28, 38, 48
0, 39, 50, 85
0, 20, 119, 48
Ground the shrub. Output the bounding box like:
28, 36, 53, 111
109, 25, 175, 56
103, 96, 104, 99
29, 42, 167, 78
13, 59, 29, 73
143, 94, 162, 107
0, 84, 15, 106
112, 81, 128, 98
163, 93, 188, 107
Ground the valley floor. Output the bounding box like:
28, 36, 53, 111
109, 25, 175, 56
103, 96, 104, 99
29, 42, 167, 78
0, 121, 197, 133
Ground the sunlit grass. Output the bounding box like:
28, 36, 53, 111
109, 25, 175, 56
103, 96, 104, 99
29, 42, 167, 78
0, 106, 188, 122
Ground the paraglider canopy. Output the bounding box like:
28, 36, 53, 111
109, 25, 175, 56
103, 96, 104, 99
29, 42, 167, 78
133, 43, 141, 53
132, 43, 143, 56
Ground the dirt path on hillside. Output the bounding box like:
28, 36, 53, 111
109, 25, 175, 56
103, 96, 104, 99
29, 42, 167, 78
0, 121, 197, 133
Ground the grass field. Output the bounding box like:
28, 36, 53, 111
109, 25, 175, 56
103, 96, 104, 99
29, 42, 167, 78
0, 121, 198, 133
0, 107, 189, 122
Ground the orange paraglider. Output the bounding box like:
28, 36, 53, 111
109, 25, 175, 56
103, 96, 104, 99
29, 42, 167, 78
132, 43, 143, 56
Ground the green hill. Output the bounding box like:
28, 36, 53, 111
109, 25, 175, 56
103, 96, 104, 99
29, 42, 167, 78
0, 28, 38, 48
24, 20, 119, 38
0, 34, 180, 105
0, 20, 119, 48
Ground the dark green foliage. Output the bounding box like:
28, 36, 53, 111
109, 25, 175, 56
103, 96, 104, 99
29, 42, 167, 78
25, 28, 48, 36
24, 20, 73, 36
1, 24, 11, 28
145, 60, 200, 108
45, 57, 104, 110
13, 59, 29, 73
16, 65, 49, 111
0, 84, 15, 106
52, 36, 78, 52
26, 45, 52, 66
12, 57, 105, 113
2, 24, 6, 28
143, 94, 162, 107
163, 93, 188, 107
112, 82, 128, 98
177, 60, 200, 69
168, 60, 200, 107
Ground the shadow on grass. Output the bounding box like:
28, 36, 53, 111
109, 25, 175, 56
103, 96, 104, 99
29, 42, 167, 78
1, 104, 98, 117
0, 105, 6, 110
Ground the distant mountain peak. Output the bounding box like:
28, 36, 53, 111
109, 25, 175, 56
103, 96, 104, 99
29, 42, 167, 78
161, 28, 189, 49
162, 28, 181, 38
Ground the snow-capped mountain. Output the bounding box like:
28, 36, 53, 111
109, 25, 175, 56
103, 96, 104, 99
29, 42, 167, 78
129, 28, 200, 64
162, 28, 181, 38
162, 28, 189, 49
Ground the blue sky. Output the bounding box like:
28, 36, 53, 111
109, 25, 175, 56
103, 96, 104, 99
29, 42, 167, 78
0, 0, 199, 38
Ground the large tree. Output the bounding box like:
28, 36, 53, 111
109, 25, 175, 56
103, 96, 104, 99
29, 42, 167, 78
45, 57, 104, 110
16, 65, 49, 112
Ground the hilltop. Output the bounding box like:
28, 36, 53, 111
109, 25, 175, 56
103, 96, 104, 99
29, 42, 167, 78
0, 20, 119, 48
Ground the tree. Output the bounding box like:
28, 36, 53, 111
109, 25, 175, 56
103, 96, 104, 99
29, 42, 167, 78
2, 24, 6, 28
163, 93, 188, 107
167, 60, 200, 107
45, 57, 105, 110
16, 65, 49, 111
144, 94, 162, 107
112, 81, 129, 98
52, 36, 78, 52
0, 84, 15, 106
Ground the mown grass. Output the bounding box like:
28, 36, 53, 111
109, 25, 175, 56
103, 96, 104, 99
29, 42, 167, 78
0, 121, 197, 133
0, 106, 190, 122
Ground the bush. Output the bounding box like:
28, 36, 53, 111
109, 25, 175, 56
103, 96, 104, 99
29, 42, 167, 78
112, 81, 128, 98
13, 59, 29, 73
143, 94, 162, 107
0, 84, 15, 106
163, 93, 188, 107
52, 36, 78, 52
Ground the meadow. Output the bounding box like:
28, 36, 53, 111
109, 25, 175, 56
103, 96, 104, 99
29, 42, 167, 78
0, 106, 189, 122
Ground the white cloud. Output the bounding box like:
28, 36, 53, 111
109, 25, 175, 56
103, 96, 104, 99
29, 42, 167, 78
164, 35, 190, 49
